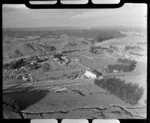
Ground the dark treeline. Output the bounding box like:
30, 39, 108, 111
117, 58, 137, 65
105, 59, 137, 73
95, 78, 144, 105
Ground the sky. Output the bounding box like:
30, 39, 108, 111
2, 3, 147, 28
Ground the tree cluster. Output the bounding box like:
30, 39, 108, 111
105, 59, 137, 73
117, 58, 137, 65
106, 63, 136, 73
95, 78, 144, 105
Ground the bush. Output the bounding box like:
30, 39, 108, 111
94, 78, 144, 105
42, 63, 51, 72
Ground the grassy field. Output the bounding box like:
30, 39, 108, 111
67, 51, 117, 71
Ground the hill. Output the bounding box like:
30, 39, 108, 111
3, 28, 125, 60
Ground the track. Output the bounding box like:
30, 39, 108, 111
3, 73, 146, 93
3, 78, 95, 93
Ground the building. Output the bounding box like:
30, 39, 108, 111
113, 70, 119, 73
83, 69, 103, 79
22, 76, 28, 81
83, 70, 97, 79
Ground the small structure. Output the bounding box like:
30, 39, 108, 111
74, 58, 79, 62
113, 70, 119, 73
22, 76, 28, 81
15, 74, 29, 81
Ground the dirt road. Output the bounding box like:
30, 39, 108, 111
3, 78, 95, 93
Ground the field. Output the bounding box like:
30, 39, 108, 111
3, 27, 147, 119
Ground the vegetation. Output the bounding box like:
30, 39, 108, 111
63, 42, 78, 51
105, 58, 137, 73
95, 31, 124, 43
3, 95, 22, 119
38, 44, 56, 54
94, 78, 144, 105
63, 71, 79, 79
3, 56, 41, 70
42, 63, 51, 72
9, 59, 26, 69
117, 58, 137, 65
3, 95, 20, 111
109, 45, 118, 50
124, 45, 144, 51
105, 63, 136, 73
129, 51, 144, 56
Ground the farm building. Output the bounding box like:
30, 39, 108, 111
83, 70, 97, 78
82, 69, 103, 79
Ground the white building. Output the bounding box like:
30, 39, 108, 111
22, 76, 28, 81
83, 70, 97, 79
113, 70, 119, 73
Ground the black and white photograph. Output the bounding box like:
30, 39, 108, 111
2, 3, 147, 119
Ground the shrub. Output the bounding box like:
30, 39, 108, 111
94, 78, 144, 105
42, 63, 51, 72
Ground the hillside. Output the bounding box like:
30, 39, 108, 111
3, 28, 125, 61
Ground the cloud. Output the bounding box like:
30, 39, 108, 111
2, 4, 147, 28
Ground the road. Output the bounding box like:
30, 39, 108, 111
3, 73, 147, 94
3, 78, 95, 93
